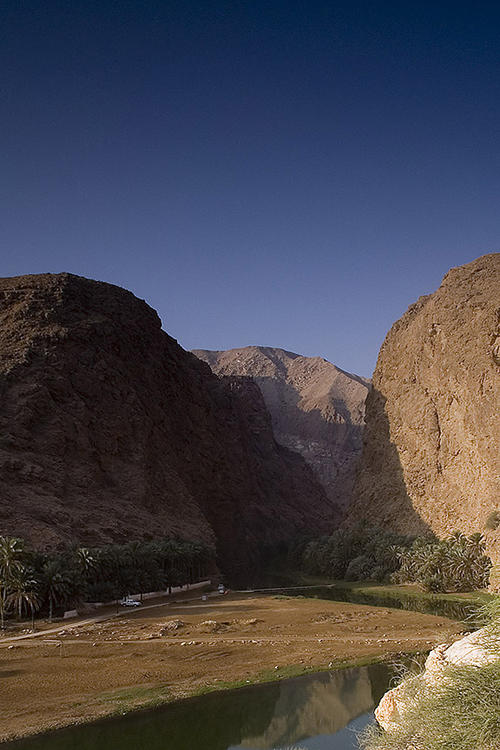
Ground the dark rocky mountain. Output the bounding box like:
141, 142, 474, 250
0, 273, 336, 578
193, 346, 369, 510
348, 253, 500, 563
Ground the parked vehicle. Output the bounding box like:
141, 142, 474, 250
120, 597, 141, 607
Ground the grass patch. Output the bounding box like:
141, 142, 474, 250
362, 660, 500, 750
286, 573, 494, 604
95, 684, 171, 713
192, 653, 416, 698
191, 664, 318, 696
89, 656, 395, 717
359, 583, 495, 605
272, 594, 305, 600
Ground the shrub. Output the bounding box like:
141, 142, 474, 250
421, 572, 445, 593
360, 601, 500, 750
485, 511, 500, 531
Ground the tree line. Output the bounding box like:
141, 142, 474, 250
289, 524, 492, 592
0, 536, 214, 628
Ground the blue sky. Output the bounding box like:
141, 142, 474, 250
2, 1, 499, 376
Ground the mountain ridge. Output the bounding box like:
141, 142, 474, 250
193, 345, 369, 510
0, 272, 336, 577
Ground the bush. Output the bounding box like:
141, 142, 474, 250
421, 573, 445, 593
485, 511, 500, 530
360, 601, 500, 750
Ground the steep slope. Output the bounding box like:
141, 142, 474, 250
0, 273, 335, 577
348, 253, 500, 559
193, 346, 369, 509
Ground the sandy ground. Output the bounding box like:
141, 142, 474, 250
0, 593, 462, 742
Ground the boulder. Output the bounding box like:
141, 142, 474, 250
375, 627, 499, 732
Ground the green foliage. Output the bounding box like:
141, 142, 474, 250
395, 532, 492, 593
345, 554, 375, 581
5, 566, 40, 622
290, 523, 416, 583
0, 535, 214, 626
41, 558, 74, 622
485, 510, 500, 530
0, 536, 26, 628
360, 598, 500, 750
290, 526, 492, 594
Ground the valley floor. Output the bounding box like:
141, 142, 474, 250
0, 592, 463, 742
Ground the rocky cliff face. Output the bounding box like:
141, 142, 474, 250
349, 254, 500, 559
0, 274, 335, 577
193, 346, 369, 510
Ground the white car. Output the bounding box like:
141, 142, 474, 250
120, 597, 141, 607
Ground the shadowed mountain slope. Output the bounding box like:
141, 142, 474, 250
193, 346, 369, 510
0, 273, 336, 577
348, 253, 500, 561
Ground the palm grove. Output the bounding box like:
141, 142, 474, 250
0, 536, 213, 628
290, 526, 492, 592
0, 526, 493, 629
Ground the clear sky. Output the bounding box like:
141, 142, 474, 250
2, 1, 499, 376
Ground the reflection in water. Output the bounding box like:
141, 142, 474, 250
5, 665, 392, 750
276, 585, 475, 622
235, 667, 380, 749
231, 713, 374, 750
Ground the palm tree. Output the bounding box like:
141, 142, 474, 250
0, 573, 8, 631
158, 538, 188, 589
41, 560, 71, 622
0, 537, 25, 629
0, 536, 25, 574
386, 544, 403, 568
75, 547, 96, 577
447, 533, 491, 591
6, 567, 41, 629
108, 545, 134, 598
70, 547, 96, 601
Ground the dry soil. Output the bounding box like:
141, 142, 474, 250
0, 592, 463, 742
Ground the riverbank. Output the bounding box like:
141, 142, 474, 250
0, 592, 463, 743
259, 572, 494, 621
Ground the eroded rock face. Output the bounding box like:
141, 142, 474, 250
375, 628, 499, 733
0, 274, 335, 576
193, 346, 369, 510
349, 253, 500, 560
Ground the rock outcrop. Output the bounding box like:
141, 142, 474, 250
193, 346, 369, 510
375, 629, 498, 731
348, 253, 500, 560
0, 273, 335, 577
